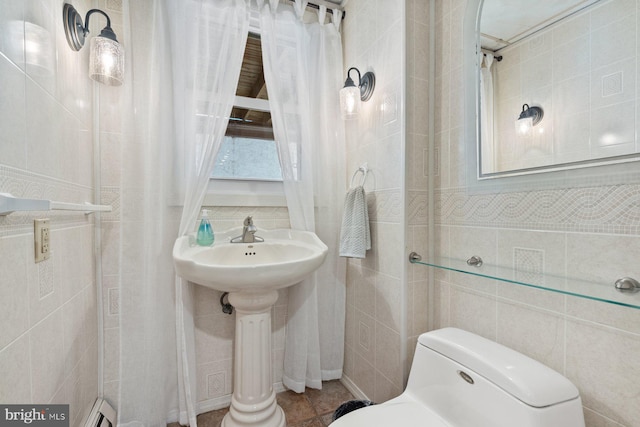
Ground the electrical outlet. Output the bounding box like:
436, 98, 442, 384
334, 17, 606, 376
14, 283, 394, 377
34, 218, 50, 263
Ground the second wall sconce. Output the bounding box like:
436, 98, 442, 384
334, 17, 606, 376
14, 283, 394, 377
63, 3, 124, 86
340, 67, 375, 119
515, 104, 544, 136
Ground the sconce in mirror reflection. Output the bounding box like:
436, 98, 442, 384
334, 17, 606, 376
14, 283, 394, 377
63, 3, 124, 86
515, 104, 544, 137
340, 67, 375, 120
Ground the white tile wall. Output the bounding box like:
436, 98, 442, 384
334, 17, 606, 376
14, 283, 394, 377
0, 1, 98, 426
342, 0, 407, 403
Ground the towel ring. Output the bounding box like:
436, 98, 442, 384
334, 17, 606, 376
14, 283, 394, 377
350, 167, 368, 188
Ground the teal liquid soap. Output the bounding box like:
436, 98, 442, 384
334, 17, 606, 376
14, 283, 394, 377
196, 209, 215, 246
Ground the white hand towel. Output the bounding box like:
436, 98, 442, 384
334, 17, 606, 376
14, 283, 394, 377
339, 186, 371, 258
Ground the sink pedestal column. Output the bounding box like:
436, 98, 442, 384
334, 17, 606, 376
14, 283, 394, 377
222, 290, 285, 427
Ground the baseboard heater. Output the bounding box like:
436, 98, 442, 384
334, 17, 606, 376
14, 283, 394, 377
85, 399, 117, 427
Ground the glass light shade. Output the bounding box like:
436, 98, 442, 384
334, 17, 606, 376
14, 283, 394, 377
340, 85, 361, 119
516, 116, 533, 136
89, 36, 124, 86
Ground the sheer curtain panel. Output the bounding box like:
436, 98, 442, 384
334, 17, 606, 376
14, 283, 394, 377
119, 1, 249, 425
480, 53, 495, 173
259, 0, 347, 393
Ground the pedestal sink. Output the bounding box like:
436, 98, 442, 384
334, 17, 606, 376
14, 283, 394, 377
173, 227, 328, 427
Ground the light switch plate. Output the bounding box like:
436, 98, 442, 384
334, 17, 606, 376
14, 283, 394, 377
34, 218, 50, 263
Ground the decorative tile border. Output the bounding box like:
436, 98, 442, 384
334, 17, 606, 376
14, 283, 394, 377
436, 184, 640, 235
408, 191, 428, 225
369, 189, 403, 223
100, 186, 120, 222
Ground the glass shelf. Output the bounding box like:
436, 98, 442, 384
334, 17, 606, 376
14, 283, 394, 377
411, 256, 640, 310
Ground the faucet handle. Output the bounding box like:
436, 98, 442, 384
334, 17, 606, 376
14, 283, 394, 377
243, 216, 253, 226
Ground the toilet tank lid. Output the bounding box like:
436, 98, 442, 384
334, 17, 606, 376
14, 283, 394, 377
418, 328, 579, 408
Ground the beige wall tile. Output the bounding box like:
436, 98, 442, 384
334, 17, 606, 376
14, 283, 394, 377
373, 370, 402, 403
195, 313, 235, 366
449, 286, 497, 340
566, 320, 640, 426
0, 235, 30, 349
567, 296, 640, 335
583, 407, 626, 427
375, 273, 402, 332
30, 310, 65, 403
0, 334, 32, 403
375, 322, 402, 388
497, 301, 566, 373
0, 56, 26, 169
351, 351, 375, 399
566, 233, 640, 283
103, 328, 120, 383
354, 309, 376, 367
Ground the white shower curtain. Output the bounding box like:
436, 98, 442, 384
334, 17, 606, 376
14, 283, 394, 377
480, 53, 495, 173
119, 1, 248, 426
259, 0, 347, 392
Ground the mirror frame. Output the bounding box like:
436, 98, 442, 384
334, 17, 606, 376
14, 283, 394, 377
463, 0, 640, 193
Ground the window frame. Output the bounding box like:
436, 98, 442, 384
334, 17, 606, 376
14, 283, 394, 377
206, 18, 287, 207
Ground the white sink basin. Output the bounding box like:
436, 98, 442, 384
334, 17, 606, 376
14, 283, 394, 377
173, 227, 328, 292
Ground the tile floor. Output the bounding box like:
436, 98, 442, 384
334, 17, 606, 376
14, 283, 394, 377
169, 380, 355, 427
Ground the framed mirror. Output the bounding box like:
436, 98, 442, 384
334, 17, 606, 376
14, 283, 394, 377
466, 0, 640, 184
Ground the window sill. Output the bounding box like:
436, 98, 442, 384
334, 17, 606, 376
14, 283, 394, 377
204, 179, 287, 207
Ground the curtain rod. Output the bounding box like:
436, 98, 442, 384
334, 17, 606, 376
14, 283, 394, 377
286, 0, 346, 19
481, 48, 503, 62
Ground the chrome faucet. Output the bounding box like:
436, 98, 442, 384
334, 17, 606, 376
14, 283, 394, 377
231, 216, 264, 243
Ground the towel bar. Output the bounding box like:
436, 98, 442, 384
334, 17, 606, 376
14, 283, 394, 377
0, 193, 112, 216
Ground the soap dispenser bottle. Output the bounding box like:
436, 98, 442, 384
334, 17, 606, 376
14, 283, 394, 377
196, 209, 215, 246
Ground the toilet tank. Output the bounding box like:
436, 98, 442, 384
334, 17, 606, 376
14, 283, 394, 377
406, 328, 585, 427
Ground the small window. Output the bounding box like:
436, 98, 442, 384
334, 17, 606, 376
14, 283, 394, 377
212, 33, 282, 182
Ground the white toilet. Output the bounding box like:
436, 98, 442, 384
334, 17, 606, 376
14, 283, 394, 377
333, 328, 585, 427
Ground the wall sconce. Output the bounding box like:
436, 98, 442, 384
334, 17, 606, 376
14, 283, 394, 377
63, 3, 124, 86
340, 67, 375, 120
515, 104, 544, 136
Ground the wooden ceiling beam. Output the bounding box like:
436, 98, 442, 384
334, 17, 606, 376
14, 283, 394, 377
243, 70, 267, 122
249, 70, 266, 99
